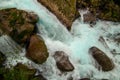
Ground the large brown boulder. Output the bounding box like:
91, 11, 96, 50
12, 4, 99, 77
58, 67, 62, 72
76, 0, 120, 22
0, 8, 39, 44
26, 34, 49, 64
37, 0, 77, 30
53, 51, 74, 72
89, 47, 114, 71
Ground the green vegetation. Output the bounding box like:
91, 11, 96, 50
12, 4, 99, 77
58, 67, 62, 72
76, 0, 120, 22
0, 63, 43, 80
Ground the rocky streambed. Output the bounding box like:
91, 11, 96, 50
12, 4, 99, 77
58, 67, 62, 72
0, 0, 120, 80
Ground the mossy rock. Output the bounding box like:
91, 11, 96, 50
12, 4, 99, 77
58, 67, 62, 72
0, 8, 39, 45
76, 0, 120, 22
0, 63, 47, 80
0, 63, 36, 80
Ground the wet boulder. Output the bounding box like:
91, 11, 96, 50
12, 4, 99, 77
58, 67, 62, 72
37, 0, 77, 30
89, 47, 114, 71
26, 34, 49, 64
53, 51, 74, 72
0, 29, 3, 36
83, 12, 96, 24
0, 8, 39, 44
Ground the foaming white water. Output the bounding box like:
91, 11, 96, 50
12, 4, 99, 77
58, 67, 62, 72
0, 35, 30, 67
78, 9, 89, 22
0, 0, 120, 80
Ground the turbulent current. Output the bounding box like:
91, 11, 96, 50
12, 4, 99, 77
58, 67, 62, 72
0, 0, 120, 80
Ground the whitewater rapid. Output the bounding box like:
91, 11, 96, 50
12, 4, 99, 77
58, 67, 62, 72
0, 0, 120, 80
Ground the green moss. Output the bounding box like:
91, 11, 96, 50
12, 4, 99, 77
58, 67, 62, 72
77, 0, 120, 22
9, 11, 25, 27
0, 63, 36, 80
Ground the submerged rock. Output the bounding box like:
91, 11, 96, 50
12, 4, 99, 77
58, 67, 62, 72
26, 34, 49, 64
0, 8, 38, 45
89, 47, 114, 71
53, 51, 74, 72
76, 0, 120, 22
37, 0, 77, 30
80, 78, 90, 80
0, 51, 6, 67
0, 29, 3, 36
115, 38, 120, 44
114, 33, 120, 45
32, 74, 47, 80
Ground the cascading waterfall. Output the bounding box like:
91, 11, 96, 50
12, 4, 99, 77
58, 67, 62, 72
0, 0, 120, 80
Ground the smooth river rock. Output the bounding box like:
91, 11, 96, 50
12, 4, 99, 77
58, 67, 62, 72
53, 51, 74, 72
89, 47, 114, 71
26, 34, 49, 64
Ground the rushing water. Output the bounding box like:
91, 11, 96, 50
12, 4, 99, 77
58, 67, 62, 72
0, 0, 120, 80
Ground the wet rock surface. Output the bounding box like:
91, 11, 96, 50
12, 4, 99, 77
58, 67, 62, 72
89, 47, 114, 71
83, 12, 96, 23
0, 8, 38, 44
53, 51, 74, 72
37, 0, 77, 30
26, 34, 49, 64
